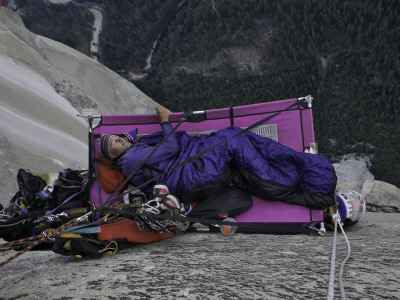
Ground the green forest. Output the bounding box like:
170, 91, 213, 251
101, 0, 400, 188
9, 0, 400, 188
14, 0, 94, 55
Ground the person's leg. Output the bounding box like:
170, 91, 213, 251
227, 130, 336, 209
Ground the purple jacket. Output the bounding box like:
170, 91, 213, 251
118, 123, 337, 209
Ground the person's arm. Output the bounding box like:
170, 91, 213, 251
146, 106, 178, 164
145, 121, 178, 165
156, 106, 169, 123
120, 107, 178, 167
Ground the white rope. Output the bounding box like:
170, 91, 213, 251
338, 220, 351, 300
327, 214, 338, 300
327, 213, 352, 300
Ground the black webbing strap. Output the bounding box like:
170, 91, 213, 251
143, 163, 164, 174
143, 164, 164, 185
298, 102, 306, 151
95, 157, 122, 171
98, 101, 300, 208
89, 131, 104, 207
191, 157, 205, 172
230, 106, 234, 126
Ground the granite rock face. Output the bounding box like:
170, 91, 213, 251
0, 212, 399, 299
361, 180, 400, 208
333, 155, 400, 208
0, 8, 160, 205
0, 8, 158, 115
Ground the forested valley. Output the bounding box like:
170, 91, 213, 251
10, 0, 400, 188
14, 0, 94, 55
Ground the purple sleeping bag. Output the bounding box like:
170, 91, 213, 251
119, 126, 336, 209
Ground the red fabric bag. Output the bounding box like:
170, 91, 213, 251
96, 155, 127, 193
97, 219, 174, 243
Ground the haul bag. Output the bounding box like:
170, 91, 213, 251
97, 219, 174, 243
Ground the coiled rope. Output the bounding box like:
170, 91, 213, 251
327, 213, 351, 300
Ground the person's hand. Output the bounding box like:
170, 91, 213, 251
156, 106, 169, 123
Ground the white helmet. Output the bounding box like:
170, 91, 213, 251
336, 190, 366, 222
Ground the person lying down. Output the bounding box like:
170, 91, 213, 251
98, 107, 337, 210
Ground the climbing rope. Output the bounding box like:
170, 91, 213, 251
338, 218, 351, 300
327, 213, 351, 300
0, 218, 80, 268
327, 213, 338, 300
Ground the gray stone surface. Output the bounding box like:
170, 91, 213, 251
0, 8, 161, 206
0, 212, 399, 300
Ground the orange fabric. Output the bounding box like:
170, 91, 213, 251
97, 219, 174, 243
190, 202, 199, 208
96, 155, 127, 193
218, 213, 229, 218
